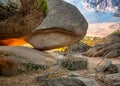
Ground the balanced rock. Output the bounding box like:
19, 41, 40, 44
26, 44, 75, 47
26, 0, 88, 50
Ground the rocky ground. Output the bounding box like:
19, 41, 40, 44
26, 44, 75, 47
0, 50, 120, 86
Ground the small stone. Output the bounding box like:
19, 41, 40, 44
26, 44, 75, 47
57, 57, 88, 71
68, 72, 80, 77
106, 73, 120, 81
96, 59, 112, 72
104, 64, 118, 74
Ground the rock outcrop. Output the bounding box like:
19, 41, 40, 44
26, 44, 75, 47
84, 31, 120, 58
26, 0, 88, 50
84, 42, 120, 58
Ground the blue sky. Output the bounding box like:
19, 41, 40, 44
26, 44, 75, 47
64, 0, 120, 23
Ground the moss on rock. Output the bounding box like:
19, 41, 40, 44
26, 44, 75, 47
37, 0, 49, 15
57, 57, 88, 71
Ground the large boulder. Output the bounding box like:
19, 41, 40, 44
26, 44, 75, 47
0, 46, 56, 76
0, 0, 21, 21
26, 0, 88, 50
0, 0, 45, 39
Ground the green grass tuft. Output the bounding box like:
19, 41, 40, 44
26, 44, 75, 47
37, 0, 49, 15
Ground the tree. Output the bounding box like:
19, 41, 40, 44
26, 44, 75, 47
83, 0, 120, 17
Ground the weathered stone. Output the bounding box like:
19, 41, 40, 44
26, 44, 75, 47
74, 77, 100, 86
104, 64, 120, 74
65, 42, 91, 56
0, 0, 21, 21
104, 64, 119, 74
112, 82, 120, 86
36, 71, 100, 86
0, 46, 56, 76
26, 0, 88, 50
105, 30, 120, 43
106, 73, 120, 81
0, 0, 21, 7
0, 0, 45, 40
68, 72, 80, 77
84, 42, 120, 58
67, 73, 101, 86
84, 31, 120, 58
116, 64, 120, 73
42, 77, 86, 86
96, 59, 112, 72
36, 72, 59, 81
0, 56, 17, 76
57, 57, 88, 70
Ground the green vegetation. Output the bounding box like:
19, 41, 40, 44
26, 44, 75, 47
81, 36, 102, 46
37, 0, 49, 15
16, 63, 47, 74
0, 51, 15, 56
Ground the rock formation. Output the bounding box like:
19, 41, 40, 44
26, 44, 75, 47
84, 31, 120, 58
0, 46, 57, 76
25, 0, 88, 50
0, 0, 88, 77
0, 0, 45, 39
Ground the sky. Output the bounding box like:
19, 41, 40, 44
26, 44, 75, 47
64, 0, 120, 23
64, 0, 120, 37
